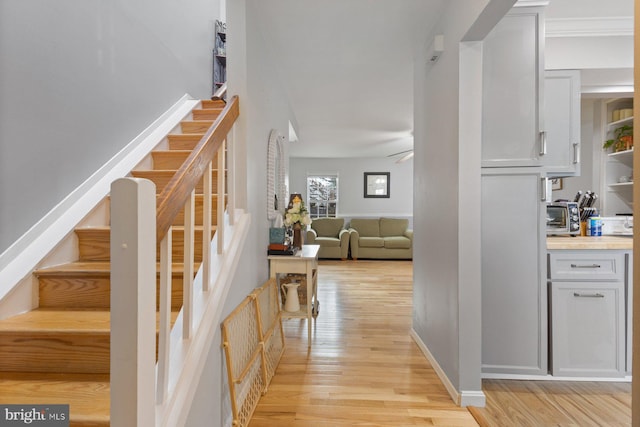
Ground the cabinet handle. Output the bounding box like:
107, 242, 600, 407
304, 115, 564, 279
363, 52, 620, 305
573, 142, 580, 164
540, 131, 547, 156
570, 263, 601, 269
541, 177, 548, 202
573, 292, 605, 298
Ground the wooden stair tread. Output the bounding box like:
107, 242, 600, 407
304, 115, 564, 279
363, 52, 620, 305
166, 133, 205, 140
0, 372, 110, 425
0, 309, 110, 333
201, 99, 226, 109
35, 261, 195, 276
0, 309, 179, 332
131, 169, 223, 175
75, 225, 216, 232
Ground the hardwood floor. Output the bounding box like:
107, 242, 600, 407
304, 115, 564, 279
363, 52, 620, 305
249, 260, 478, 426
470, 379, 631, 426
249, 259, 632, 427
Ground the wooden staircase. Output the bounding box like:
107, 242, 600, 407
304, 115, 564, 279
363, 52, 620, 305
0, 100, 227, 426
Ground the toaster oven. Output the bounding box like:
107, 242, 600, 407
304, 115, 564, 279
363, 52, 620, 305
546, 202, 580, 235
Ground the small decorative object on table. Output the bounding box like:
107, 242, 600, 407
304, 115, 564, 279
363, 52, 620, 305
284, 193, 312, 249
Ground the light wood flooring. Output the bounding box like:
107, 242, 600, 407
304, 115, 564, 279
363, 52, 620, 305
250, 260, 632, 427
470, 379, 631, 426
249, 260, 478, 426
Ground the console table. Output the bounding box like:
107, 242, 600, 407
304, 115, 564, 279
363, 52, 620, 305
268, 244, 320, 347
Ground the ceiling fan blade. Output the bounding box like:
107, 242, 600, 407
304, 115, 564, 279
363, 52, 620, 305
387, 149, 414, 158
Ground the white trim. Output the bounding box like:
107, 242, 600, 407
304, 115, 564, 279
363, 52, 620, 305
410, 329, 461, 406
582, 86, 635, 98
339, 213, 414, 218
0, 94, 199, 303
546, 17, 633, 38
482, 372, 632, 382
514, 0, 550, 7
460, 391, 486, 407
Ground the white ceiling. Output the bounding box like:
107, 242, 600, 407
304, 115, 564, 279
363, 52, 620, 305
255, 0, 633, 159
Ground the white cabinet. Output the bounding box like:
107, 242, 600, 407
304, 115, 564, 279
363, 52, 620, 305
601, 97, 633, 216
548, 250, 629, 377
482, 7, 545, 167
544, 70, 581, 176
481, 169, 548, 375
550, 282, 625, 377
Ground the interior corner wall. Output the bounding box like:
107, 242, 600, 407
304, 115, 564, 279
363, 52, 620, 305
412, 0, 507, 402
0, 0, 220, 254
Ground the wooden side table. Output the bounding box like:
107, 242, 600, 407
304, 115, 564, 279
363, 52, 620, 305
268, 244, 320, 347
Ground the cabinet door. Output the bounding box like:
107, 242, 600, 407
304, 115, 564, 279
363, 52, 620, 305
551, 281, 625, 377
481, 169, 547, 375
482, 7, 545, 167
544, 70, 581, 176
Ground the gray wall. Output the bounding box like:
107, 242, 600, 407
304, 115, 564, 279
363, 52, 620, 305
412, 0, 513, 400
188, 0, 299, 425
289, 157, 413, 224
0, 0, 219, 253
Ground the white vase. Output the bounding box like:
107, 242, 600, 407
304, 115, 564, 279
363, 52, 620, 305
282, 282, 301, 312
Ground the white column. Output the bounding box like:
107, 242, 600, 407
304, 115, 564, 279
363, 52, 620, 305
110, 177, 156, 426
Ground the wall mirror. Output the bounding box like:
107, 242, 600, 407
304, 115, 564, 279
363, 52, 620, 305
267, 129, 287, 223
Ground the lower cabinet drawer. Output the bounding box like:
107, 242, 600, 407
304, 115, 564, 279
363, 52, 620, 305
548, 251, 625, 281
550, 281, 625, 377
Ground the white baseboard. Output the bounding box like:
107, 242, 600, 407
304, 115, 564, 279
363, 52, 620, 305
482, 372, 632, 382
410, 329, 459, 404
410, 329, 486, 408
0, 94, 199, 303
460, 390, 486, 407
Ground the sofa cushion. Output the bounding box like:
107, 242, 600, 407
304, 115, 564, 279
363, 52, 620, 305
384, 236, 411, 249
350, 218, 380, 237
312, 218, 344, 238
315, 236, 341, 247
359, 237, 384, 248
380, 217, 408, 238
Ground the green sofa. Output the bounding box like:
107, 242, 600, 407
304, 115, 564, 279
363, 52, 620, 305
348, 218, 413, 260
305, 217, 350, 259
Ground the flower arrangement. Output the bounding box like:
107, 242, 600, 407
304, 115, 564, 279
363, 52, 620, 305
284, 194, 312, 227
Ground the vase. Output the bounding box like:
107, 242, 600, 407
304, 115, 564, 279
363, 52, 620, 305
281, 282, 301, 312
292, 223, 304, 249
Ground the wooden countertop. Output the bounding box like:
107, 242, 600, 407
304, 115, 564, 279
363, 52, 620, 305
547, 235, 633, 250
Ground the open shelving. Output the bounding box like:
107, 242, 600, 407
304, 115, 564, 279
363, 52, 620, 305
601, 97, 634, 216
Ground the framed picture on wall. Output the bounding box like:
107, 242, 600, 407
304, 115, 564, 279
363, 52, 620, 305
551, 178, 563, 191
364, 172, 390, 198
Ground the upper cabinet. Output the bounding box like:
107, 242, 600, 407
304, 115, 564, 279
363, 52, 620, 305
544, 70, 581, 177
601, 97, 634, 216
482, 7, 545, 167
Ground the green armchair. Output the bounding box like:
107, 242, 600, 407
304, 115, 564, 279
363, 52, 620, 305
305, 218, 350, 260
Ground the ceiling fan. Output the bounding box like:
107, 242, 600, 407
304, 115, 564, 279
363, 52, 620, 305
387, 149, 414, 163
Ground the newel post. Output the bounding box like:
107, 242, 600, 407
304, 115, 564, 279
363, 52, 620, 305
110, 178, 156, 426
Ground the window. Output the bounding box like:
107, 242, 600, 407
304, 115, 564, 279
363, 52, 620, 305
307, 174, 338, 218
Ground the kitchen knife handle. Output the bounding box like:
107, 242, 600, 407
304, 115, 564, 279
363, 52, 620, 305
539, 131, 547, 156
541, 177, 548, 202
573, 292, 605, 298
570, 263, 601, 269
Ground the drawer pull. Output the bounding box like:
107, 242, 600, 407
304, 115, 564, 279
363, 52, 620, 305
573, 292, 605, 298
570, 263, 601, 269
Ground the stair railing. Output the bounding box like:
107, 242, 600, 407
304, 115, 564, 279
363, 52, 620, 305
110, 96, 241, 426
